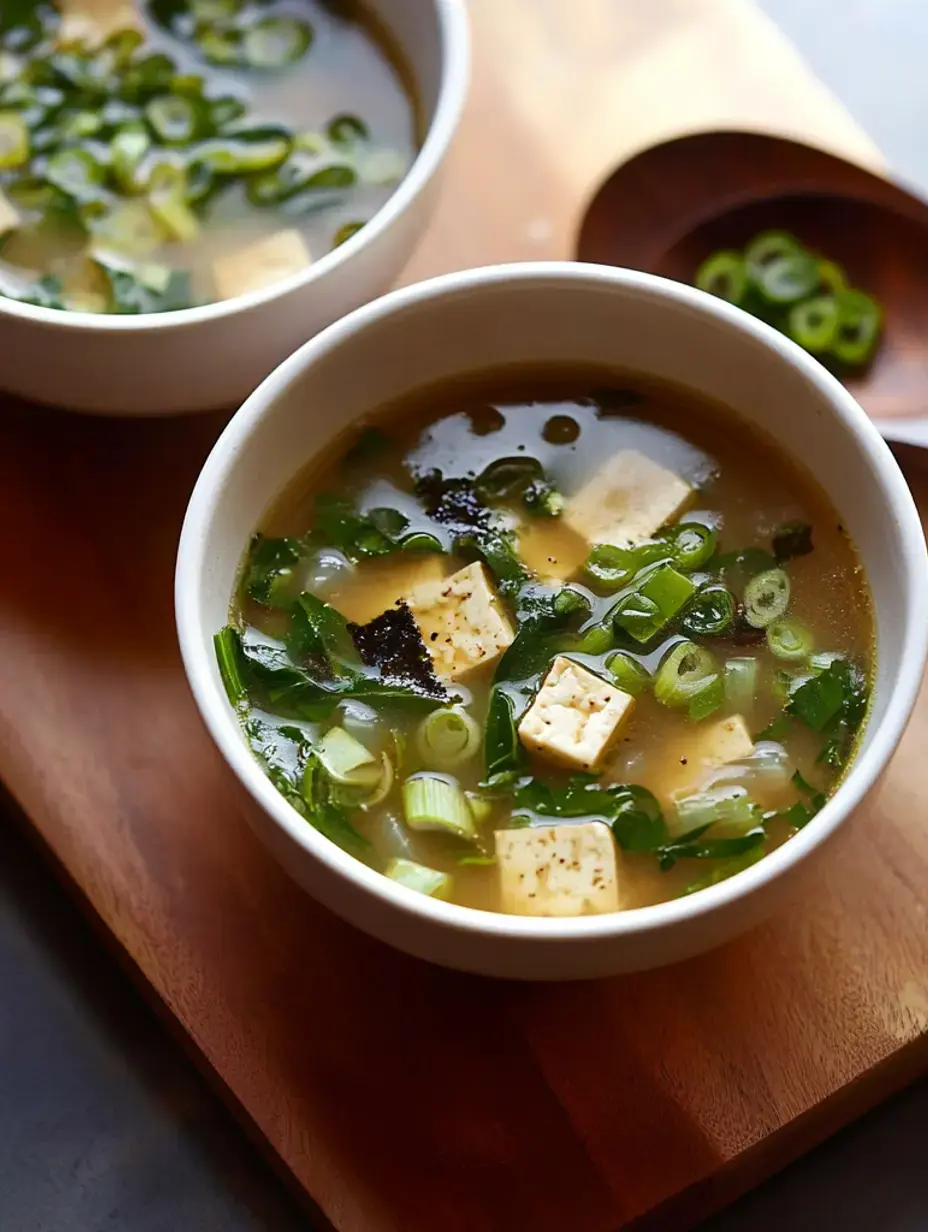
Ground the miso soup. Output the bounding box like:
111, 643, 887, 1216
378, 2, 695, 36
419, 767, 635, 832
0, 0, 416, 313
216, 370, 874, 917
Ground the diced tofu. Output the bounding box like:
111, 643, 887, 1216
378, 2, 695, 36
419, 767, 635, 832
661, 713, 756, 801
0, 190, 20, 238
564, 450, 693, 547
58, 0, 144, 45
518, 655, 635, 771
405, 562, 514, 680
212, 230, 311, 301
496, 822, 621, 916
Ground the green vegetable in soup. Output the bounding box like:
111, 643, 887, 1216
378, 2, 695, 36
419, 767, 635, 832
612, 564, 695, 643
694, 249, 747, 306
403, 774, 476, 840
743, 567, 790, 628
416, 707, 481, 770
385, 857, 453, 899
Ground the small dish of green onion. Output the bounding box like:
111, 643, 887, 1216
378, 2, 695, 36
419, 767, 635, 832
694, 230, 883, 369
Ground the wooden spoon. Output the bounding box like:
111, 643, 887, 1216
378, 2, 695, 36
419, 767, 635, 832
576, 130, 928, 444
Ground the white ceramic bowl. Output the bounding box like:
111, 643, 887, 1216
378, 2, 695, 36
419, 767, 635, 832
176, 262, 928, 980
0, 0, 468, 416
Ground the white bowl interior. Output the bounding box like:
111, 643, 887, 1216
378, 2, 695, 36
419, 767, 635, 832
179, 264, 927, 969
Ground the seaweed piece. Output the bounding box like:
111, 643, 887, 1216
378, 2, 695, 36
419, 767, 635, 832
349, 602, 447, 700
415, 471, 488, 528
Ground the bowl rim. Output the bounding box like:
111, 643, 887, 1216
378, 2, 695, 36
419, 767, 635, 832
0, 0, 469, 335
176, 261, 928, 945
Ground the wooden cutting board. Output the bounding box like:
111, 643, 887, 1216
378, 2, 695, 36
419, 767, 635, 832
1, 3, 926, 1229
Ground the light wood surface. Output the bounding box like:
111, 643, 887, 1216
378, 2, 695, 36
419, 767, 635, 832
1, 3, 925, 1229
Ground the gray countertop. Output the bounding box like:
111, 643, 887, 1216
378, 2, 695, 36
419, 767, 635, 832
3, 3, 928, 1229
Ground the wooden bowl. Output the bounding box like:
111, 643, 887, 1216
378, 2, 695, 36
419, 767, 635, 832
576, 130, 928, 428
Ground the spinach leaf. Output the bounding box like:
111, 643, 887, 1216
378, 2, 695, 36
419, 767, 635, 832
245, 534, 304, 607
681, 846, 764, 895
787, 658, 867, 733
714, 546, 778, 580
288, 592, 361, 677
312, 493, 442, 563
454, 527, 528, 598
214, 626, 248, 710
773, 521, 814, 563
513, 778, 667, 852
766, 769, 826, 830
494, 584, 591, 684
657, 823, 766, 870
483, 686, 525, 782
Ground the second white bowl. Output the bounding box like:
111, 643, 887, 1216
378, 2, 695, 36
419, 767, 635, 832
0, 0, 468, 416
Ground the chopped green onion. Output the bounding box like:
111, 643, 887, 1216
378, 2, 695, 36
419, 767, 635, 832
810, 650, 843, 673
606, 651, 651, 696
385, 857, 453, 900
766, 618, 813, 661
694, 250, 747, 305
243, 16, 313, 68
787, 295, 839, 353
832, 289, 882, 367
147, 162, 199, 242
755, 252, 820, 305
688, 674, 724, 721
743, 568, 790, 628
464, 792, 495, 825
317, 726, 381, 786
670, 522, 717, 571
816, 258, 847, 294
568, 621, 615, 655
402, 774, 476, 840
45, 148, 105, 202
194, 126, 291, 175
88, 200, 163, 257
333, 220, 364, 247
584, 543, 638, 591
110, 123, 151, 192
145, 93, 206, 144
744, 230, 801, 280
654, 641, 721, 715
214, 626, 247, 709
674, 785, 760, 834
209, 94, 247, 130
416, 707, 481, 770
328, 113, 369, 148
613, 564, 696, 643
0, 110, 29, 169
723, 657, 757, 712
681, 585, 734, 637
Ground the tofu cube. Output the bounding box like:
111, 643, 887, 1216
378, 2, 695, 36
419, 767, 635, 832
58, 0, 144, 45
564, 450, 693, 547
212, 230, 311, 301
0, 190, 20, 238
662, 713, 755, 800
496, 822, 620, 916
404, 562, 514, 680
518, 655, 635, 771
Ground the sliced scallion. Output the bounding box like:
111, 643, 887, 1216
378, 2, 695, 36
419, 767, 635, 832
606, 651, 651, 696
327, 113, 369, 148
723, 657, 757, 712
317, 726, 381, 786
613, 564, 695, 643
244, 16, 313, 68
670, 522, 717, 571
402, 774, 476, 840
385, 857, 453, 900
654, 641, 721, 716
787, 295, 839, 353
416, 707, 481, 770
694, 250, 747, 305
333, 220, 364, 247
673, 785, 760, 834
766, 618, 813, 662
681, 585, 734, 637
45, 148, 105, 202
832, 289, 882, 366
147, 162, 199, 242
145, 93, 206, 144
0, 111, 30, 169
755, 251, 820, 305
743, 568, 790, 628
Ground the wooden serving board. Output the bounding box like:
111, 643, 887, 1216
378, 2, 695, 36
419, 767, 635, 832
2, 3, 926, 1229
